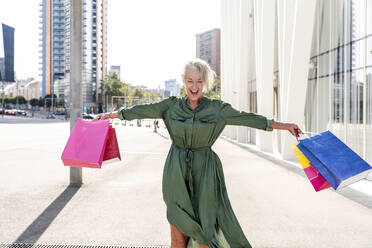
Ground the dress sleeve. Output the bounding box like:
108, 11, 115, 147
117, 96, 175, 121
220, 101, 273, 131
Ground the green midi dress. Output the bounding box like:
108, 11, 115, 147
118, 96, 273, 248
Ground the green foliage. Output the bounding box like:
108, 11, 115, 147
131, 88, 144, 98
103, 73, 164, 108
44, 94, 57, 107
38, 97, 44, 107
101, 73, 130, 106
29, 98, 39, 107
179, 84, 186, 97
15, 95, 27, 105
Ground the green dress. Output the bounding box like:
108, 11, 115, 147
118, 96, 273, 248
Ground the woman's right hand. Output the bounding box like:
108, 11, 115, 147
92, 111, 119, 121
93, 113, 110, 121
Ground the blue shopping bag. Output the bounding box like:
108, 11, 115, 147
297, 131, 372, 190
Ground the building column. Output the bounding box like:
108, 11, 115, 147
237, 0, 249, 143
254, 0, 275, 152
277, 0, 316, 159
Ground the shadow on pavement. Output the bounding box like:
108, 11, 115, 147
12, 185, 81, 244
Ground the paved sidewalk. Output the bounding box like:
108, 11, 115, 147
1, 122, 372, 247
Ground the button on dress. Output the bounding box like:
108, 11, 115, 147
118, 96, 273, 248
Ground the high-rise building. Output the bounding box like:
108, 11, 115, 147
40, 0, 107, 111
196, 28, 221, 77
0, 23, 15, 82
39, 0, 65, 97
109, 65, 121, 78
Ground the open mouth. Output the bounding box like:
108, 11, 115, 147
190, 90, 199, 96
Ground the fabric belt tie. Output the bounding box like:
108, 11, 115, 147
174, 143, 211, 200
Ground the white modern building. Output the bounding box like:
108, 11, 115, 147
164, 79, 181, 97
221, 0, 372, 167
2, 79, 41, 100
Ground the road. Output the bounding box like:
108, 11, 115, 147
1, 120, 372, 247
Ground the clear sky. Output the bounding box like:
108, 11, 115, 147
0, 0, 221, 89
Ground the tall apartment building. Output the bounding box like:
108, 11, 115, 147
40, 0, 107, 111
39, 0, 65, 97
0, 23, 15, 82
196, 28, 221, 77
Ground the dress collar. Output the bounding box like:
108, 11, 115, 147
182, 95, 208, 112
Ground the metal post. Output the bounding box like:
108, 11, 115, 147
1, 81, 4, 118
70, 0, 83, 185
16, 80, 19, 112
0, 71, 4, 118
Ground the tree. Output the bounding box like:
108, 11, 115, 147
179, 85, 186, 97
101, 73, 130, 107
15, 95, 27, 105
44, 94, 57, 108
132, 88, 144, 98
30, 98, 39, 108
38, 97, 44, 107
206, 77, 221, 99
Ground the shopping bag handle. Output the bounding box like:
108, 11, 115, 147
296, 132, 311, 142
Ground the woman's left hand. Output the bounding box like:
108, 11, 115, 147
272, 120, 303, 137
286, 123, 303, 137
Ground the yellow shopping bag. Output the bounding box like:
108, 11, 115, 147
291, 143, 310, 169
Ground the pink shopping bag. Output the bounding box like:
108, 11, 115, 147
303, 163, 331, 192
292, 142, 330, 192
61, 118, 121, 168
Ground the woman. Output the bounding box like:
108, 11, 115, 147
94, 59, 302, 248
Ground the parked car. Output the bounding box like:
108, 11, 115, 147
82, 113, 94, 120
16, 110, 27, 116
5, 109, 16, 116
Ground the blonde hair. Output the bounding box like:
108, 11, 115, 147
182, 58, 216, 92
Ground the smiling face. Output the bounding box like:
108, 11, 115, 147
183, 68, 204, 103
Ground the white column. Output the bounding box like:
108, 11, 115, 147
277, 0, 317, 159
237, 0, 250, 143
254, 0, 275, 152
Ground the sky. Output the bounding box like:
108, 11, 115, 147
0, 0, 221, 89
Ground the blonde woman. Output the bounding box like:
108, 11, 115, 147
94, 59, 301, 248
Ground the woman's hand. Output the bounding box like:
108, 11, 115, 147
272, 120, 303, 137
93, 111, 118, 121
286, 123, 303, 137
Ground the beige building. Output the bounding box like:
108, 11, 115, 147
196, 28, 221, 77
2, 79, 41, 100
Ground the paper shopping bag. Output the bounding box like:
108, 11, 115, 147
297, 131, 372, 190
103, 125, 121, 161
61, 118, 121, 168
292, 143, 331, 192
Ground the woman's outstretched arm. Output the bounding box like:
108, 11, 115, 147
94, 96, 176, 121
220, 101, 302, 137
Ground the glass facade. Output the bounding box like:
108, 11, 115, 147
305, 0, 372, 165
0, 23, 15, 82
